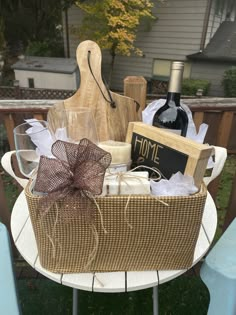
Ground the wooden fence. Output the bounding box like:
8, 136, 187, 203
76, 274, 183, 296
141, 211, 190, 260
184, 98, 236, 154
0, 98, 235, 153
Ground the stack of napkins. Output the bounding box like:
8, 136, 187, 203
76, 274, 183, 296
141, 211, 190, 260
102, 171, 150, 195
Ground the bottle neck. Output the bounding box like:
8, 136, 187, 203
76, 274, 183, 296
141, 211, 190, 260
166, 92, 181, 106
168, 61, 184, 94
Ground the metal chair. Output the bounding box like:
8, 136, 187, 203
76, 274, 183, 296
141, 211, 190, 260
200, 218, 236, 315
0, 222, 21, 315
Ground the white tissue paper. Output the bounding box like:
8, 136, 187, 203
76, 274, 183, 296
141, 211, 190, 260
54, 127, 69, 142
25, 119, 68, 158
151, 172, 198, 196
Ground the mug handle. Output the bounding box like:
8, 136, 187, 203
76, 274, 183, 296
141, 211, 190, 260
203, 146, 227, 186
1, 151, 29, 188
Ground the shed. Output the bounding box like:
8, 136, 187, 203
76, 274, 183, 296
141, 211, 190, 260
11, 56, 79, 90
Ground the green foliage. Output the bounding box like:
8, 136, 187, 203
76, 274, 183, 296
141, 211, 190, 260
25, 39, 64, 57
0, 17, 6, 51
73, 0, 157, 83
2, 0, 63, 51
75, 0, 156, 57
222, 68, 236, 97
182, 79, 210, 96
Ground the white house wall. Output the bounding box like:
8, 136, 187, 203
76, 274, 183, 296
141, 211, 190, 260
14, 70, 77, 90
109, 0, 209, 90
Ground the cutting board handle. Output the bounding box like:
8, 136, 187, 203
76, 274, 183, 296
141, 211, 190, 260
48, 40, 142, 141
65, 40, 113, 108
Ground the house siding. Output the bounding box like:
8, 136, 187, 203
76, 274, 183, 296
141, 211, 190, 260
191, 0, 236, 97
109, 0, 209, 90
206, 0, 236, 46
191, 61, 232, 96
62, 5, 83, 58
63, 0, 209, 90
62, 0, 236, 96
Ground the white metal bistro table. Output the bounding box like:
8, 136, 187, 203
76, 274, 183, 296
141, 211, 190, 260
11, 191, 217, 315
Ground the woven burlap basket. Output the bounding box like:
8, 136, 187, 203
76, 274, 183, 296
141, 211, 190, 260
25, 182, 207, 273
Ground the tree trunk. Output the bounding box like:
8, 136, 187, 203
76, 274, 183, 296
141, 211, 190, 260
108, 52, 116, 87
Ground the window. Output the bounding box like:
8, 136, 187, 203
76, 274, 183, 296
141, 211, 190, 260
153, 59, 192, 80
28, 78, 35, 88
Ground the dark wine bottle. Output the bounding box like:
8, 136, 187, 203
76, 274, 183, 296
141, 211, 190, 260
152, 61, 188, 136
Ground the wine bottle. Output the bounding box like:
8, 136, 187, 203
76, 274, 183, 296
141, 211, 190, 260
152, 61, 188, 136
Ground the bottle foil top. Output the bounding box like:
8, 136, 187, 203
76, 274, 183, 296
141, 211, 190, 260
168, 61, 184, 93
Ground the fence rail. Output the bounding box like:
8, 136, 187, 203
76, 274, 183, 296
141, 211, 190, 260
0, 98, 235, 153
0, 80, 168, 100
0, 86, 75, 100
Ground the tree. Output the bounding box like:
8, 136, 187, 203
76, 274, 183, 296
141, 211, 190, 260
74, 0, 156, 82
0, 0, 64, 56
0, 17, 5, 53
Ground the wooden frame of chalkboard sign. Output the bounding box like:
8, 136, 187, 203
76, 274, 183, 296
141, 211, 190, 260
125, 122, 213, 189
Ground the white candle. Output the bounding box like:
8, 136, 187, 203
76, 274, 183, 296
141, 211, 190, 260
98, 140, 131, 164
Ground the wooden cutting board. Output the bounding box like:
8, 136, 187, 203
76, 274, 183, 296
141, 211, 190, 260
47, 40, 141, 141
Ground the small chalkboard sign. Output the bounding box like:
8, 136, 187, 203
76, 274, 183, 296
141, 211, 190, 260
131, 132, 188, 179
126, 122, 213, 189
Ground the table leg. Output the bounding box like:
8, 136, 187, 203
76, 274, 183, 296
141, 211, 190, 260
73, 288, 78, 315
152, 286, 158, 315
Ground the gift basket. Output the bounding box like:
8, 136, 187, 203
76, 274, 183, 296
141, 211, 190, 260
25, 176, 207, 272
23, 123, 211, 272
1, 41, 227, 274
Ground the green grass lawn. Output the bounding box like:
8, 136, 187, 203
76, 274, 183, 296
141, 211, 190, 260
17, 275, 209, 315
2, 155, 236, 315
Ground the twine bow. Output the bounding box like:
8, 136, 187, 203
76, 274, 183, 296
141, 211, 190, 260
104, 165, 168, 229
34, 138, 112, 214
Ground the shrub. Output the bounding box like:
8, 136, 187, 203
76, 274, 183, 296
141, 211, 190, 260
25, 39, 64, 57
222, 69, 236, 97
182, 79, 210, 96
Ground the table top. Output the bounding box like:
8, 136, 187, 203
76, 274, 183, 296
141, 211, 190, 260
11, 191, 217, 293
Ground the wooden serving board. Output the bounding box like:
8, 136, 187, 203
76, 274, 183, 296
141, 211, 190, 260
47, 40, 141, 141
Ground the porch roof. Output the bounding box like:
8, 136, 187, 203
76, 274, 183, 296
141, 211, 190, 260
11, 56, 78, 74
188, 21, 236, 62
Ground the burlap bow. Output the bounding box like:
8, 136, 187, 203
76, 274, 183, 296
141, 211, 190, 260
34, 138, 112, 213
33, 139, 111, 269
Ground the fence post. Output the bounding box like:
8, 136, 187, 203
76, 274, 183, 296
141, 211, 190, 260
0, 174, 18, 257
13, 80, 21, 99
124, 76, 147, 111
